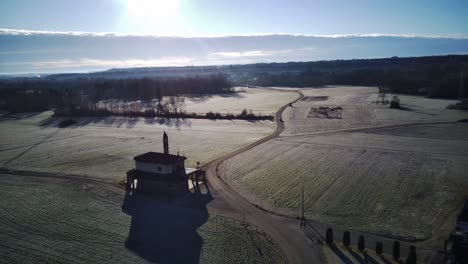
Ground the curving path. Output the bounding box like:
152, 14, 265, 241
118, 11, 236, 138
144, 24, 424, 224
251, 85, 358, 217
201, 89, 442, 263
0, 91, 325, 264
199, 91, 329, 263
1, 89, 436, 263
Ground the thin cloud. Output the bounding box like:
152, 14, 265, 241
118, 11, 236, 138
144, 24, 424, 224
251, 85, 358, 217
211, 50, 268, 58
1, 29, 467, 74
6, 58, 195, 70
210, 47, 317, 58
1, 28, 468, 39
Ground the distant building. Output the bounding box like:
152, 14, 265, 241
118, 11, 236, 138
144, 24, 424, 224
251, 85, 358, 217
126, 132, 199, 195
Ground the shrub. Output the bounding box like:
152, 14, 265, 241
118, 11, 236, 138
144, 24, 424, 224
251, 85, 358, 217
358, 235, 365, 252
325, 228, 334, 245
393, 241, 401, 261
405, 246, 416, 264
205, 111, 215, 119
343, 231, 351, 248
376, 241, 383, 255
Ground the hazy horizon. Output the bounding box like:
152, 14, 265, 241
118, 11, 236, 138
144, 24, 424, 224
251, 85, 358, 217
1, 29, 468, 75
1, 0, 468, 74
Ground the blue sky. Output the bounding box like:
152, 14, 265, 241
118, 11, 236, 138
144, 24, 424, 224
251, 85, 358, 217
1, 0, 467, 36
1, 1, 467, 73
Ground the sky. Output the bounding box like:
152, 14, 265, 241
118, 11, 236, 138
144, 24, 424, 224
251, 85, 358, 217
1, 0, 468, 74
1, 0, 467, 36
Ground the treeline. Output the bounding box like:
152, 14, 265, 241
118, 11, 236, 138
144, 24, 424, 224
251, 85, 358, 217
236, 55, 468, 98
55, 107, 274, 121
0, 74, 232, 113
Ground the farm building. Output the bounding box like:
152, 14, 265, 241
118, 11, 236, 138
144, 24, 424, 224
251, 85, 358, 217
126, 132, 204, 195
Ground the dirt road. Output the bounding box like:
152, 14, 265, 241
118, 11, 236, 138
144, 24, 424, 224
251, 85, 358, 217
202, 88, 451, 263
199, 91, 330, 263
0, 88, 439, 263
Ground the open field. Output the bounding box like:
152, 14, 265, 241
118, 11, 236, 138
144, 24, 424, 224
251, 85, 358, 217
219, 86, 468, 241
282, 86, 468, 135
0, 88, 298, 181
0, 173, 285, 264
96, 87, 299, 116
0, 115, 272, 181
183, 88, 299, 115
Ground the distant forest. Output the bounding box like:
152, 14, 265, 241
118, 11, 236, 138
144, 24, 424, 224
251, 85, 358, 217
231, 55, 468, 98
0, 55, 467, 114
0, 74, 232, 113
44, 54, 468, 99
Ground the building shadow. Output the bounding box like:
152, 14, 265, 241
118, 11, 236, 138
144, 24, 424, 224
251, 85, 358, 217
121, 181, 212, 264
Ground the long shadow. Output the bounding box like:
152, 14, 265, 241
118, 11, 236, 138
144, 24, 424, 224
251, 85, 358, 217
39, 116, 193, 130
398, 105, 437, 116
379, 255, 393, 264
363, 252, 381, 264
300, 219, 324, 245
300, 224, 321, 245
329, 244, 353, 264
347, 247, 366, 263
0, 111, 44, 121
185, 92, 245, 104
303, 218, 325, 241
121, 183, 212, 264
346, 249, 381, 264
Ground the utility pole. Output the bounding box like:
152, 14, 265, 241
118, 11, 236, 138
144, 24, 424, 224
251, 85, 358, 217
301, 182, 305, 220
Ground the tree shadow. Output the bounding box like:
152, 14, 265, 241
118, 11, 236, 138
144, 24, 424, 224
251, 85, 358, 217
39, 116, 192, 130
363, 252, 381, 264
185, 92, 245, 104
343, 248, 381, 264
0, 111, 44, 120
328, 244, 353, 264
121, 181, 212, 264
398, 105, 437, 116
326, 242, 385, 264
379, 255, 393, 264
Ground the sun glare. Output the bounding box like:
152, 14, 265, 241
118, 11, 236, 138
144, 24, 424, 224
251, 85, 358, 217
125, 0, 181, 33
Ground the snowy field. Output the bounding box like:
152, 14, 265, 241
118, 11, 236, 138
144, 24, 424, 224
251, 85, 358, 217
219, 86, 468, 240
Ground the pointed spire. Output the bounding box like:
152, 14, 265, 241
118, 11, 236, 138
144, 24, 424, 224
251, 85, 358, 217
163, 131, 169, 155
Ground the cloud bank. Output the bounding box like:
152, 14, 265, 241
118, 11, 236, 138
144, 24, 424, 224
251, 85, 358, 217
1, 29, 467, 74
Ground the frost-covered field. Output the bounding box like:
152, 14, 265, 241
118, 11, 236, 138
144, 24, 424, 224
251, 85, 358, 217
219, 86, 468, 240
0, 88, 298, 181
282, 86, 467, 135
97, 87, 299, 116
183, 88, 298, 115
0, 112, 275, 180
0, 174, 285, 264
